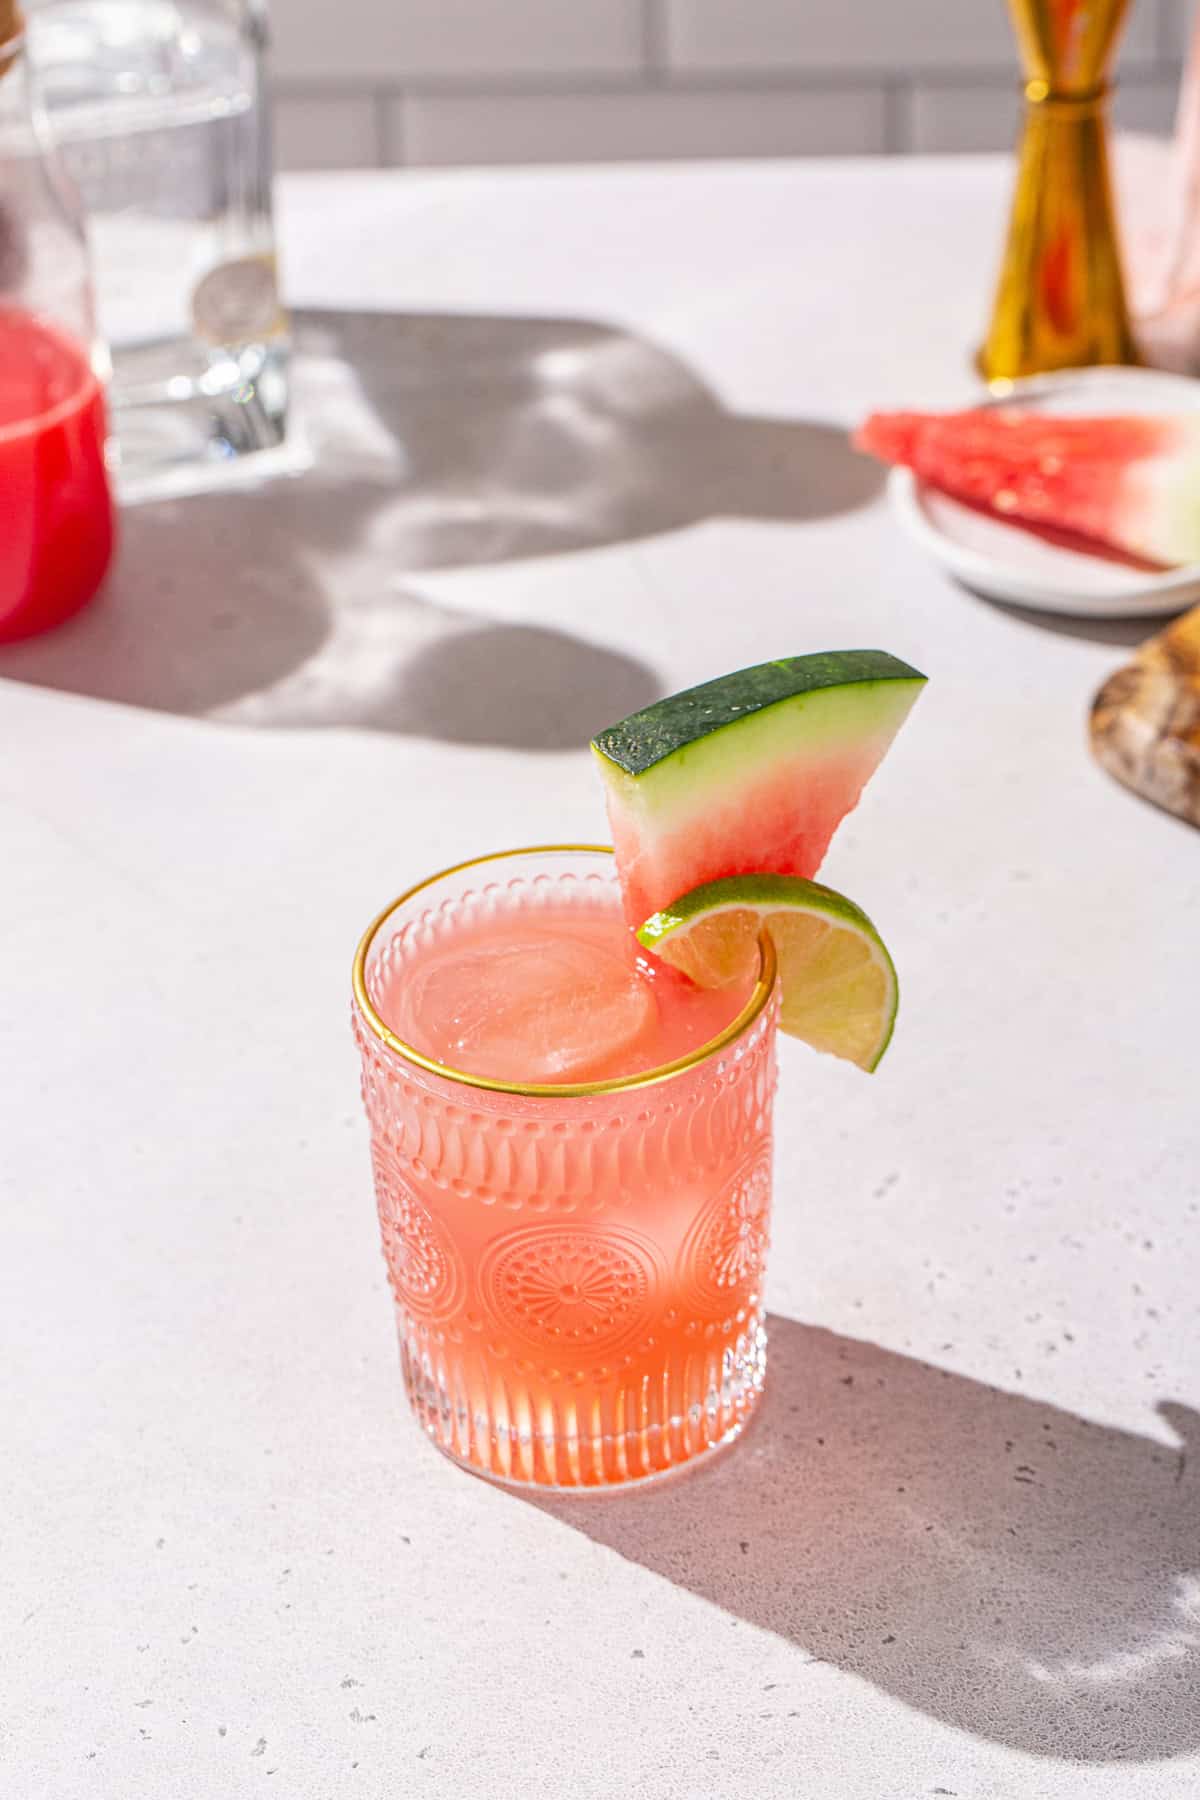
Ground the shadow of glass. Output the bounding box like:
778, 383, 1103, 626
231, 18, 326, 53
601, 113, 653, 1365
290, 309, 883, 564
529, 1316, 1200, 1764
211, 599, 664, 747
369, 623, 661, 749
0, 309, 881, 736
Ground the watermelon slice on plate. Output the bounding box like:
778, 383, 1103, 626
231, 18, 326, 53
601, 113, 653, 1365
591, 650, 925, 927
857, 403, 1200, 568
861, 369, 1200, 619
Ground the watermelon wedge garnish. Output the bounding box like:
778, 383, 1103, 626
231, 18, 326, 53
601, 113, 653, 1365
591, 650, 926, 927
856, 407, 1200, 567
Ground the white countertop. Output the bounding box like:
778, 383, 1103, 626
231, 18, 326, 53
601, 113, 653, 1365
2, 157, 1198, 1800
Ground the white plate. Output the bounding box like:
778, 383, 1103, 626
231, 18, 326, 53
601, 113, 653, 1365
888, 366, 1200, 619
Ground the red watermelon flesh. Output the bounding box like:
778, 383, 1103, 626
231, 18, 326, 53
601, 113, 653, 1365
606, 736, 904, 929
856, 408, 1200, 567
592, 651, 926, 929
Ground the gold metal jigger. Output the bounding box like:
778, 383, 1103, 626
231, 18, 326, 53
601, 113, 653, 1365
978, 0, 1138, 381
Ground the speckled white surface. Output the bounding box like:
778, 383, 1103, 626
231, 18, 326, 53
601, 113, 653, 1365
1, 158, 1198, 1800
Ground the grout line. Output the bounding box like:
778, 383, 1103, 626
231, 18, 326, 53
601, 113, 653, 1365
269, 63, 1124, 108
881, 78, 910, 155
379, 90, 402, 167
642, 0, 667, 85
271, 70, 1021, 108
1156, 0, 1186, 64
271, 70, 648, 101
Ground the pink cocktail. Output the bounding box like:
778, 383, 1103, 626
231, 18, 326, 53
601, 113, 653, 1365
352, 846, 779, 1490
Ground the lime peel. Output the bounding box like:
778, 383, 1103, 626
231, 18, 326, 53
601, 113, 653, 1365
637, 873, 898, 1073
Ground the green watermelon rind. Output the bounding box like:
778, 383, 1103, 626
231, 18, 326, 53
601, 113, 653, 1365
592, 650, 925, 779
591, 652, 926, 823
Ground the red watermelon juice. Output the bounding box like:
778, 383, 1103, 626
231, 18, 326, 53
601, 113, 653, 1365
353, 846, 776, 1488
0, 308, 114, 642
380, 880, 754, 1087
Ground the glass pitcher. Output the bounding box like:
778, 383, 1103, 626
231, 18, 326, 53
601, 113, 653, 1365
0, 0, 113, 639
27, 0, 288, 494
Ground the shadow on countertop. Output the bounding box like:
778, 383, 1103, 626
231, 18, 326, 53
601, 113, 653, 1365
961, 586, 1159, 650
531, 1316, 1200, 1764
0, 310, 882, 747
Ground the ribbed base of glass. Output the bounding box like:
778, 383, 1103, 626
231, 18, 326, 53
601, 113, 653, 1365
397, 1317, 767, 1491
432, 1407, 757, 1493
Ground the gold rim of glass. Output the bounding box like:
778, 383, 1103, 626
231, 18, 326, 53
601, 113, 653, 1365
351, 843, 777, 1099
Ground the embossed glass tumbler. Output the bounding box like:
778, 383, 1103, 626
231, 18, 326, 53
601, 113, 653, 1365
351, 847, 779, 1491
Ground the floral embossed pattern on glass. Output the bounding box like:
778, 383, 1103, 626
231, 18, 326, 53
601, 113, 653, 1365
352, 847, 779, 1490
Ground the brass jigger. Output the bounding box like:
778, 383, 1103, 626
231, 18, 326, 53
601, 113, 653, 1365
979, 0, 1138, 381
0, 0, 22, 55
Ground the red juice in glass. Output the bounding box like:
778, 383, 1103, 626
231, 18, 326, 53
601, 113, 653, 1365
0, 307, 114, 642
353, 847, 778, 1491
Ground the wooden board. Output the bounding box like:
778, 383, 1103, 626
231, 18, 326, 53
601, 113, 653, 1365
1090, 605, 1200, 828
